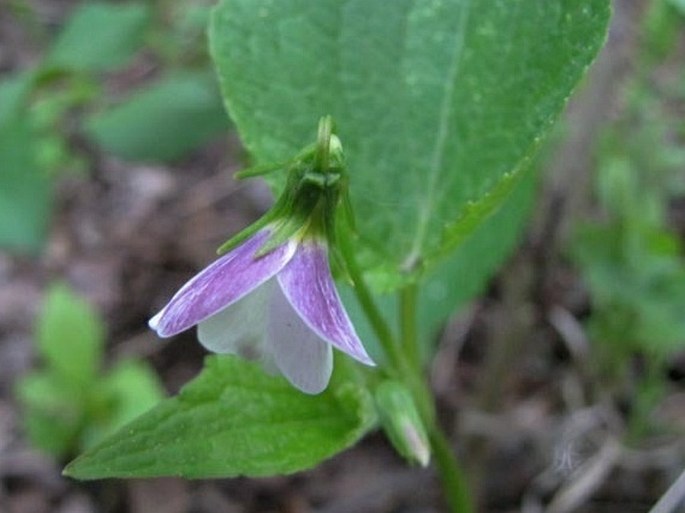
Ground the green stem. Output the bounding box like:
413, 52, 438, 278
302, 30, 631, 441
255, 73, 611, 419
399, 283, 421, 371
337, 231, 402, 371
430, 426, 476, 513
399, 284, 474, 513
338, 230, 473, 513
341, 241, 433, 422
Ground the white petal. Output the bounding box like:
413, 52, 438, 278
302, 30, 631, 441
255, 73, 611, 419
267, 283, 333, 394
197, 281, 272, 360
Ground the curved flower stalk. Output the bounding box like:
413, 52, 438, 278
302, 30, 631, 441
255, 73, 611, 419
149, 117, 375, 394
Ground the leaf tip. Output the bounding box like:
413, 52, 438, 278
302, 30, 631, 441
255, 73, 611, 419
61, 460, 80, 480
62, 454, 100, 481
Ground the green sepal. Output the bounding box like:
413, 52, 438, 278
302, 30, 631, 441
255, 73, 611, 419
326, 205, 357, 284
216, 213, 274, 255
235, 143, 316, 180
218, 116, 351, 259
341, 191, 357, 235
254, 217, 304, 257
216, 164, 310, 256
234, 160, 292, 180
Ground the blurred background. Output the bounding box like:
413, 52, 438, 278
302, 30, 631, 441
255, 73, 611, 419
1, 0, 684, 512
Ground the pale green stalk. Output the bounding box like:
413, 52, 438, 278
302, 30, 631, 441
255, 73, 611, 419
339, 231, 474, 513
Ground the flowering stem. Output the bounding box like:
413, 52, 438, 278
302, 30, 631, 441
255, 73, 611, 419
338, 232, 431, 413
399, 283, 474, 513
429, 426, 475, 513
339, 232, 474, 513
337, 233, 402, 370
399, 283, 420, 372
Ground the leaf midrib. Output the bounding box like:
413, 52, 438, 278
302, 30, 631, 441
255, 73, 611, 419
408, 0, 472, 265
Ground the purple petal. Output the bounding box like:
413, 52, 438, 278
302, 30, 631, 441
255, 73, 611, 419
277, 242, 375, 366
267, 282, 333, 394
149, 230, 296, 337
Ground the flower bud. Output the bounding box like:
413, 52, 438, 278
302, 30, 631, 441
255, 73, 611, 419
375, 381, 431, 467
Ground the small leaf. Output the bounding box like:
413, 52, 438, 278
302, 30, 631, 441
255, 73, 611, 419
65, 355, 375, 479
0, 72, 34, 126
37, 284, 104, 385
85, 72, 230, 162
47, 2, 151, 72
16, 373, 84, 457
0, 107, 52, 253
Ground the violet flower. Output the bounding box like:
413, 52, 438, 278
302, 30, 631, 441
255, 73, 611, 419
149, 117, 375, 394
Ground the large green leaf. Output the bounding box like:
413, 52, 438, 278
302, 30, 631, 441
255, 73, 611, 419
417, 165, 539, 342
85, 72, 230, 162
210, 0, 609, 288
65, 356, 375, 479
47, 2, 151, 73
341, 166, 539, 363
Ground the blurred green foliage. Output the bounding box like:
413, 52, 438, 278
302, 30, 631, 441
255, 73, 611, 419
1, 0, 230, 255
0, 72, 51, 252
643, 0, 684, 60
86, 71, 229, 161
46, 2, 152, 73
572, 156, 685, 370
570, 0, 685, 439
17, 284, 164, 458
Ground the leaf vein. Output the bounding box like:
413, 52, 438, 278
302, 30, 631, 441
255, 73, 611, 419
409, 0, 472, 263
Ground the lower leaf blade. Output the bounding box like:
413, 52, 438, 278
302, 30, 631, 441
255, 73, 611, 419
64, 355, 375, 479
